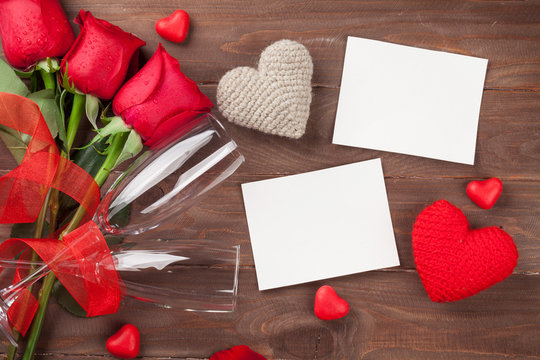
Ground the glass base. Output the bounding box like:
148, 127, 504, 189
0, 297, 17, 346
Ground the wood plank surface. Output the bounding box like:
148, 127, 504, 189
0, 0, 539, 359
1, 87, 539, 179
2, 270, 540, 359
55, 0, 540, 90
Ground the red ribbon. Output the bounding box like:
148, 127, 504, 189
0, 93, 121, 335
0, 93, 100, 223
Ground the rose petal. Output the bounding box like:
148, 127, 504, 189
113, 44, 213, 142
143, 110, 205, 148
0, 0, 74, 69
61, 10, 145, 99
113, 44, 164, 116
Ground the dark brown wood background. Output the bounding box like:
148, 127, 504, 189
1, 0, 539, 359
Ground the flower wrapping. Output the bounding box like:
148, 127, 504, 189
0, 93, 121, 333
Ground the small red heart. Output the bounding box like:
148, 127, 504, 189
155, 10, 190, 43
106, 324, 140, 359
314, 285, 349, 320
466, 177, 503, 209
413, 200, 518, 302
210, 345, 266, 360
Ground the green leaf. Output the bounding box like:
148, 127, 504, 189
85, 94, 100, 130
57, 137, 109, 222
60, 62, 83, 95
0, 125, 29, 164
27, 90, 60, 139
13, 67, 34, 78
0, 58, 29, 96
84, 116, 130, 150
113, 130, 143, 169
52, 280, 87, 317
71, 137, 109, 178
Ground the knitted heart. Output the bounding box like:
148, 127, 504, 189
314, 285, 349, 320
106, 324, 140, 359
412, 200, 518, 302
466, 177, 503, 209
217, 39, 313, 139
155, 10, 189, 43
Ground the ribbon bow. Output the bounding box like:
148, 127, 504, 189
0, 93, 121, 335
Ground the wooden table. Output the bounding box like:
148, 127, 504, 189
1, 1, 539, 359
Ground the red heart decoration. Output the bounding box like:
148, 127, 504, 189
466, 177, 503, 209
106, 324, 140, 359
314, 285, 349, 320
210, 345, 267, 360
412, 200, 518, 302
155, 10, 190, 43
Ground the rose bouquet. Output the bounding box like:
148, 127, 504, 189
0, 1, 243, 358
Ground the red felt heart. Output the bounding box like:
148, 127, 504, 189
155, 10, 190, 43
412, 200, 518, 302
314, 285, 349, 320
466, 177, 503, 209
106, 324, 140, 359
210, 345, 266, 360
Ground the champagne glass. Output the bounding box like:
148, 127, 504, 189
0, 239, 240, 346
95, 112, 245, 235
0, 113, 244, 346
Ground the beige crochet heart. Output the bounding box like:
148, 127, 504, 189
217, 40, 313, 139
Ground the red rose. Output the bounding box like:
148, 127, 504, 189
60, 10, 145, 99
210, 345, 266, 360
0, 0, 75, 70
112, 44, 213, 147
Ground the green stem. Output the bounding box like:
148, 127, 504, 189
6, 187, 52, 360
48, 189, 60, 235
22, 132, 129, 360
39, 70, 56, 92
65, 93, 86, 154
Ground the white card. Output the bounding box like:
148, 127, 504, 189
241, 158, 399, 290
333, 36, 488, 165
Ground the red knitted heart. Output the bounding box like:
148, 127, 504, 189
314, 285, 349, 320
412, 200, 518, 302
155, 10, 190, 43
466, 177, 503, 209
106, 324, 140, 359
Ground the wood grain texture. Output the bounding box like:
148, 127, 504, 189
1, 270, 539, 359
1, 87, 539, 179
0, 0, 538, 359
1, 0, 539, 89
53, 0, 540, 90
0, 176, 538, 271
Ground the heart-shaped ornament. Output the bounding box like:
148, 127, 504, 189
412, 200, 518, 302
210, 345, 267, 360
155, 10, 189, 43
106, 324, 140, 359
314, 285, 349, 320
466, 177, 503, 209
217, 39, 313, 139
